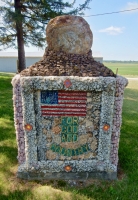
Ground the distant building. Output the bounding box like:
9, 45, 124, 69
0, 52, 103, 73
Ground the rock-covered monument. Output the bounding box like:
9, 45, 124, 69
12, 15, 128, 180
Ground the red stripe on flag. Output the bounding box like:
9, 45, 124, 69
42, 110, 86, 113
58, 97, 86, 100
41, 105, 86, 109
42, 113, 86, 116
58, 93, 86, 97
58, 102, 86, 104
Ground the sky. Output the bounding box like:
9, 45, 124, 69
82, 0, 138, 60
1, 0, 138, 61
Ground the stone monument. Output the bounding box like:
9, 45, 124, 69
12, 15, 128, 180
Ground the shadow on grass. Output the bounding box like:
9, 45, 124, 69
0, 146, 17, 165
0, 74, 14, 120
0, 189, 32, 200
118, 87, 138, 178
122, 88, 138, 131
0, 124, 15, 142
0, 75, 13, 90
0, 95, 13, 120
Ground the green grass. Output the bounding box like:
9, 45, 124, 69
104, 62, 138, 76
0, 72, 138, 200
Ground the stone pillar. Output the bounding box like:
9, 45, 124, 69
12, 15, 128, 180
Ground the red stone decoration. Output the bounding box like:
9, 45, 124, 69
103, 124, 110, 131
64, 165, 72, 172
25, 124, 33, 131
64, 79, 72, 88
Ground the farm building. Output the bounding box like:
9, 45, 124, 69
0, 52, 103, 73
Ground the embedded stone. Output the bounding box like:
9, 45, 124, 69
46, 15, 93, 54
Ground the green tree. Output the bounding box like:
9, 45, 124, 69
0, 0, 91, 72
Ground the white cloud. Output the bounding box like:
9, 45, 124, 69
99, 26, 125, 35
124, 2, 138, 12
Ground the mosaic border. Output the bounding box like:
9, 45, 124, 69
20, 76, 116, 173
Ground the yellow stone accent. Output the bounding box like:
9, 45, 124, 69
52, 126, 61, 134
46, 150, 57, 160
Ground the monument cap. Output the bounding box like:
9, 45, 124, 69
46, 15, 93, 54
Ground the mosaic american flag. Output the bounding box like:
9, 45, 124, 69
41, 90, 87, 116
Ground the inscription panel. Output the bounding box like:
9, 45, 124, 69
37, 90, 102, 160
61, 117, 78, 142
50, 143, 90, 156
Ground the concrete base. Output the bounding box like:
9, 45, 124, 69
17, 171, 117, 181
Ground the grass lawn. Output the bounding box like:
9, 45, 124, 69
104, 62, 138, 77
0, 72, 138, 200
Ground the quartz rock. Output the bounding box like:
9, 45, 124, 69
46, 15, 93, 54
